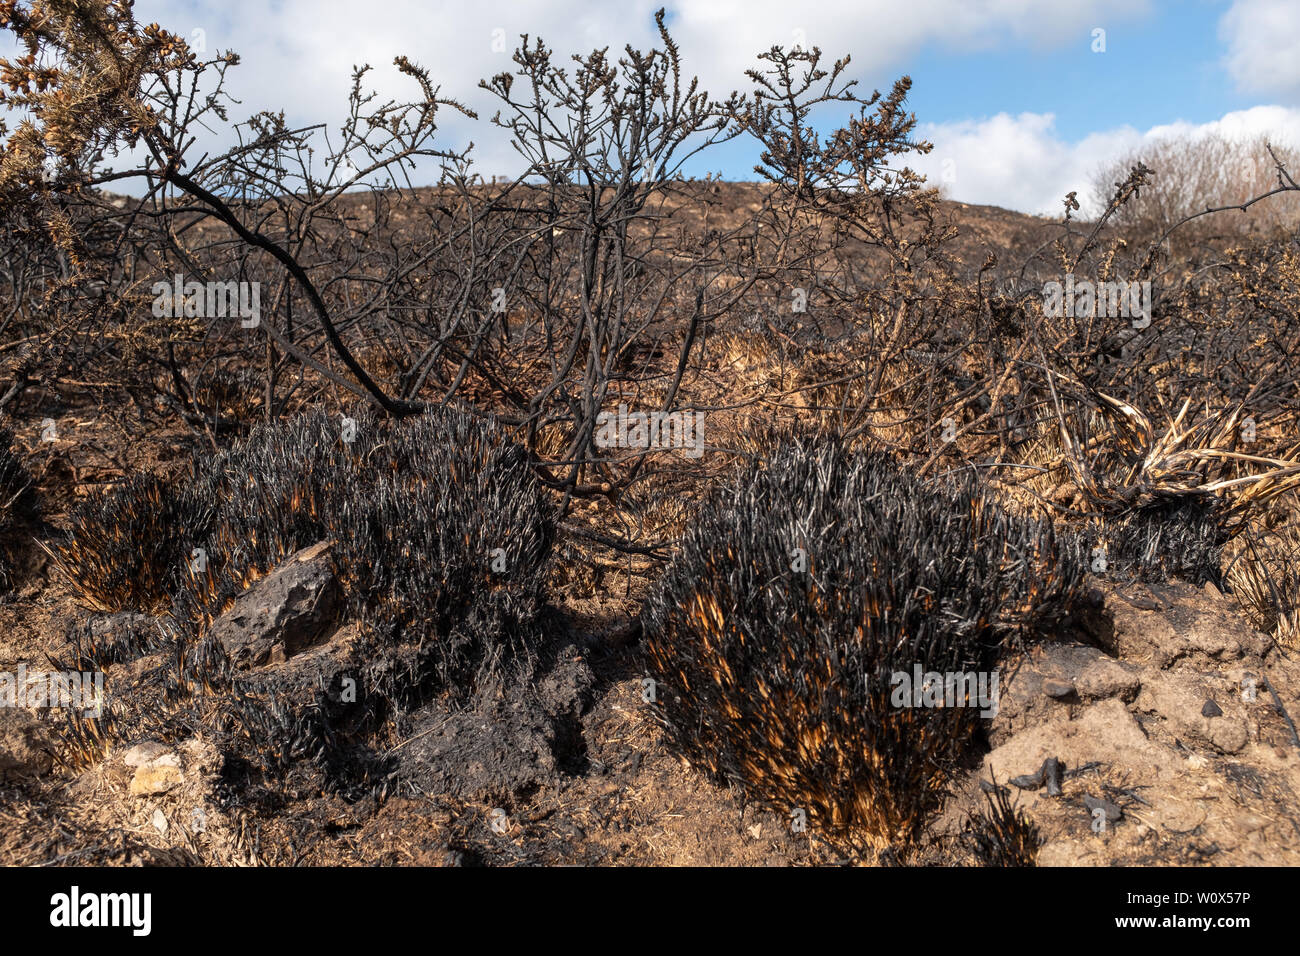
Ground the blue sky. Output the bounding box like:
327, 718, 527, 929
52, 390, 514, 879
905, 4, 1226, 139
6, 0, 1299, 214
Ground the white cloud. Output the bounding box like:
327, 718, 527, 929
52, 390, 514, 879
665, 0, 1149, 93
911, 105, 1300, 216
121, 0, 1149, 181
1220, 0, 1300, 99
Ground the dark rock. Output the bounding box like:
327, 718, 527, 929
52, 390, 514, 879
1043, 678, 1077, 700
1082, 794, 1122, 823
1041, 756, 1064, 797
1007, 756, 1065, 795
1010, 768, 1044, 790
209, 541, 339, 668
1202, 699, 1223, 718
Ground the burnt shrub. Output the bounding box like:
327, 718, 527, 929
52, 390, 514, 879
1092, 499, 1226, 587
220, 412, 549, 699
641, 439, 1085, 851
51, 472, 217, 612
56, 408, 554, 709
963, 779, 1043, 866
167, 410, 359, 635
329, 410, 556, 705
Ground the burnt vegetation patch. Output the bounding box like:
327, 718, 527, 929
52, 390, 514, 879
641, 438, 1087, 854
1097, 498, 1227, 587
2, 0, 1300, 865
962, 779, 1043, 866
47, 409, 555, 799
49, 472, 218, 613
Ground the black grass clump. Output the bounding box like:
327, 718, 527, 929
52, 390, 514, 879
61, 612, 174, 673
641, 438, 1085, 851
963, 779, 1043, 866
164, 408, 553, 686
1096, 499, 1226, 586
55, 410, 354, 619
52, 407, 554, 793
0, 427, 37, 592
164, 410, 357, 635
333, 413, 555, 705
52, 472, 219, 612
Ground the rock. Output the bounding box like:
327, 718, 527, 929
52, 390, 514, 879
1082, 794, 1122, 823
122, 741, 170, 768
130, 764, 181, 795
123, 741, 183, 795
1042, 756, 1064, 797
1011, 771, 1043, 791
1076, 658, 1142, 701
1009, 756, 1064, 795
209, 541, 339, 668
1043, 678, 1077, 700
0, 709, 52, 781
1204, 717, 1249, 754
1202, 699, 1223, 718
